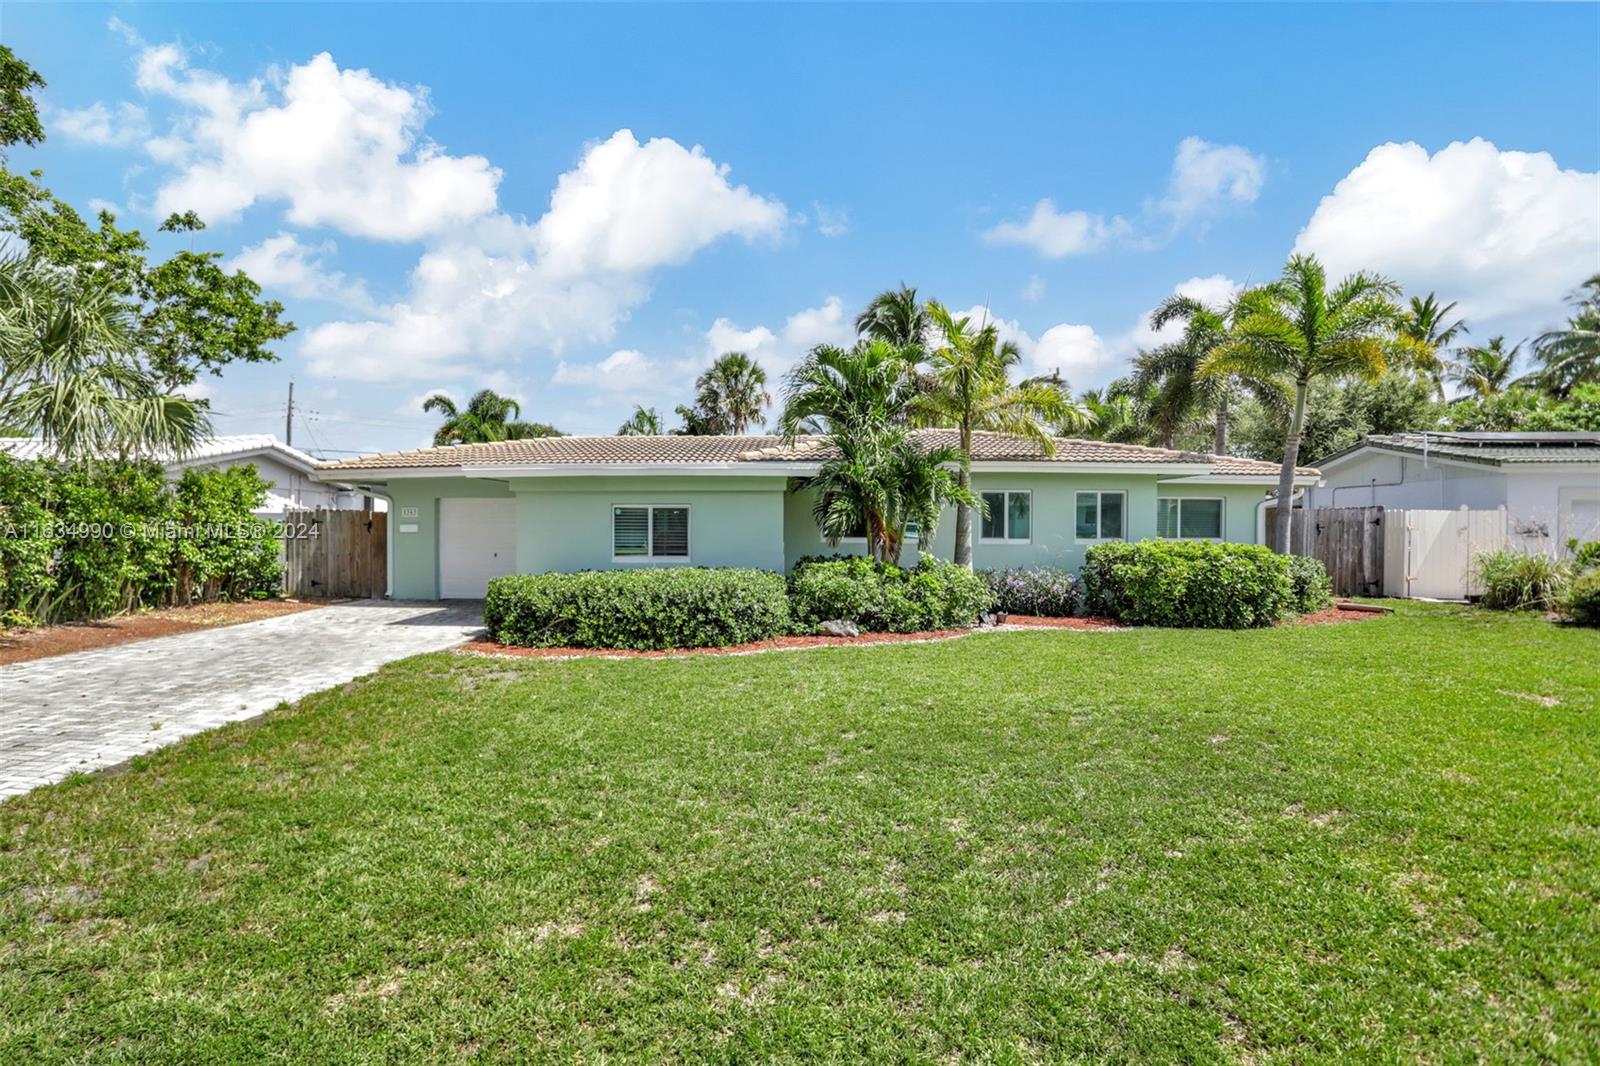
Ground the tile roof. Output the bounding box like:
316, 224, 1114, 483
315, 429, 1314, 478
1329, 432, 1600, 467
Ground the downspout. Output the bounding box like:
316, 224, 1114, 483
357, 483, 395, 600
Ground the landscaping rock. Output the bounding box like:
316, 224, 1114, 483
819, 619, 860, 638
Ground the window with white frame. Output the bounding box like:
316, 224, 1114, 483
1157, 497, 1224, 540
980, 490, 1031, 543
1074, 491, 1125, 541
613, 505, 689, 560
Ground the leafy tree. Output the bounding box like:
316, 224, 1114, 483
1399, 293, 1468, 401
1203, 254, 1410, 552
1231, 372, 1439, 464
423, 389, 561, 445
1532, 274, 1600, 397
675, 351, 770, 434
1443, 382, 1600, 433
1076, 386, 1147, 445
1447, 336, 1522, 399
617, 405, 663, 435
0, 46, 45, 150
916, 302, 1071, 567
855, 283, 934, 352
0, 256, 208, 459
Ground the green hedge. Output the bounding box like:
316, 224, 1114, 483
1286, 555, 1334, 614
0, 457, 282, 625
789, 554, 993, 633
1565, 571, 1600, 627
484, 568, 791, 650
1081, 540, 1294, 629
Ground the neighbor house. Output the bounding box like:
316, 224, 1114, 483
1302, 432, 1600, 553
0, 434, 381, 516
312, 431, 1318, 599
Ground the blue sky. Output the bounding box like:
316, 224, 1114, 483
5, 2, 1598, 454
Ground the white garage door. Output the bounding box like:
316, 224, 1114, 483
439, 497, 517, 598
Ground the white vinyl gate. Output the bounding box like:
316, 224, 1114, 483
1382, 507, 1508, 600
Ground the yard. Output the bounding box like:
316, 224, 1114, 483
1, 605, 1596, 1062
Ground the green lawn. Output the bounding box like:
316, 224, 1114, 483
2, 605, 1597, 1062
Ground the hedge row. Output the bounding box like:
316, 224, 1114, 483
789, 555, 993, 633
1082, 540, 1330, 629
0, 457, 283, 626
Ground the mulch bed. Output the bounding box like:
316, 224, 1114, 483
1294, 605, 1386, 625
0, 599, 329, 666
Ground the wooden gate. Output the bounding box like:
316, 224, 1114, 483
1267, 505, 1386, 597
282, 508, 387, 599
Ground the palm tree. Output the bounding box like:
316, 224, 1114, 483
855, 284, 934, 352
1399, 293, 1468, 401
1203, 254, 1408, 553
1532, 274, 1600, 397
778, 340, 920, 439
423, 388, 559, 445
617, 405, 663, 435
1446, 337, 1521, 399
678, 352, 770, 434
915, 301, 1069, 568
1077, 387, 1146, 444
0, 256, 206, 460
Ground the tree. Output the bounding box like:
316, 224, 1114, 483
617, 405, 663, 435
916, 302, 1069, 567
1230, 372, 1438, 464
0, 45, 45, 150
855, 284, 934, 352
676, 352, 770, 434
0, 256, 208, 459
1447, 336, 1521, 399
1076, 386, 1146, 444
1135, 295, 1236, 452
1532, 274, 1600, 397
1399, 293, 1468, 401
1203, 254, 1409, 552
423, 389, 561, 445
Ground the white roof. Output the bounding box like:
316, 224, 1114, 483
0, 434, 324, 475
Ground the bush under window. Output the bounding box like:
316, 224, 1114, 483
484, 567, 790, 650
789, 554, 993, 633
981, 567, 1081, 617
1081, 539, 1294, 629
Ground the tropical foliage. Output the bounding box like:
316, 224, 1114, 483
616, 405, 663, 435
1531, 274, 1600, 397
674, 351, 771, 434
422, 389, 562, 445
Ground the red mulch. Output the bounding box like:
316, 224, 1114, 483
0, 599, 329, 666
1002, 615, 1123, 630
1294, 605, 1385, 625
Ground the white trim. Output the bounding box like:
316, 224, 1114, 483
970, 460, 1215, 475
1158, 473, 1321, 486
313, 459, 1257, 482
470, 462, 816, 478
1316, 442, 1600, 476
977, 488, 1033, 544
611, 503, 692, 564
1156, 496, 1226, 541
1074, 489, 1127, 543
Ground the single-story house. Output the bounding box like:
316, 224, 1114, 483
313, 430, 1318, 599
1302, 432, 1600, 552
0, 434, 381, 516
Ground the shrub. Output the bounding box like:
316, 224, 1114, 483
789, 554, 993, 633
1563, 571, 1600, 627
982, 567, 1081, 617
1472, 549, 1570, 611
484, 567, 790, 650
1081, 539, 1294, 629
1285, 555, 1334, 614
1568, 539, 1600, 574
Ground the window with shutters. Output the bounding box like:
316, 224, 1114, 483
612, 505, 690, 561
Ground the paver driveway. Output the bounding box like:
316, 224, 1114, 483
0, 600, 483, 799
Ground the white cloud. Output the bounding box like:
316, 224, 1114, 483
983, 199, 1129, 258
137, 46, 501, 240
1158, 137, 1265, 225
812, 202, 849, 238
1022, 275, 1045, 303
86, 197, 122, 217
1293, 138, 1600, 322
396, 386, 457, 417
51, 101, 149, 147
700, 296, 853, 381
551, 349, 655, 391
951, 305, 1120, 387
227, 232, 372, 309
1128, 274, 1243, 348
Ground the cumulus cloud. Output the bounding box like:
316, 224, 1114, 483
1293, 138, 1600, 322
949, 305, 1121, 387
551, 349, 655, 391
700, 296, 853, 381
137, 46, 501, 240
1157, 137, 1265, 226
227, 232, 372, 309
1127, 274, 1243, 348
51, 101, 149, 147
983, 199, 1129, 258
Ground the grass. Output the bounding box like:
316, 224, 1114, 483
1, 604, 1596, 1062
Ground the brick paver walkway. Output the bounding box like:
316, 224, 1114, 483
0, 600, 483, 799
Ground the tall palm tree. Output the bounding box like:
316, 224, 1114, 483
1203, 254, 1409, 553
616, 405, 663, 435
916, 302, 1069, 568
1446, 336, 1521, 399
1076, 387, 1146, 444
0, 256, 206, 460
778, 340, 920, 439
1399, 293, 1468, 401
855, 284, 933, 352
680, 352, 770, 434
423, 388, 559, 445
1532, 274, 1600, 397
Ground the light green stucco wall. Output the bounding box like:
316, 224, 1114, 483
510, 476, 787, 574
383, 477, 514, 599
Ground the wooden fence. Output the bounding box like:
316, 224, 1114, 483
1267, 505, 1513, 600
1266, 505, 1387, 597
281, 508, 387, 599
